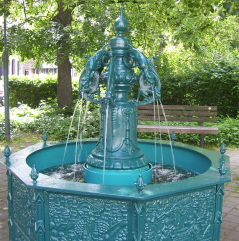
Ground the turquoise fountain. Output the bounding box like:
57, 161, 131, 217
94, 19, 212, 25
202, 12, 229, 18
1, 9, 231, 241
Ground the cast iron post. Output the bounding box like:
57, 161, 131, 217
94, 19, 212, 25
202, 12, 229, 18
3, 0, 10, 141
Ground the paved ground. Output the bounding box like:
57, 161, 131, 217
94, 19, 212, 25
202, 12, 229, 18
220, 149, 239, 241
0, 147, 238, 241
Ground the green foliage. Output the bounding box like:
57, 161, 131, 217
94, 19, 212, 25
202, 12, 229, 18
0, 100, 99, 141
8, 75, 57, 108
33, 100, 100, 140
1, 0, 238, 109
220, 0, 239, 18
192, 54, 239, 117
0, 105, 39, 140
158, 52, 239, 117
215, 115, 239, 146
8, 75, 79, 108
1, 101, 239, 147
1, 0, 228, 64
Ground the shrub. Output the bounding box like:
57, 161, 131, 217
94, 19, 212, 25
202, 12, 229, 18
214, 116, 239, 146
8, 75, 57, 108
192, 55, 239, 117
34, 107, 100, 140
8, 75, 79, 108
157, 53, 239, 117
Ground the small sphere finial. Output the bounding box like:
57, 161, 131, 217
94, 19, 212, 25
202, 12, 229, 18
114, 7, 128, 37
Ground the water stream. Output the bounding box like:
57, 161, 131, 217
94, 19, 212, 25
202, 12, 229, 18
73, 99, 90, 180
62, 99, 81, 167
102, 100, 110, 184
156, 100, 164, 171
159, 99, 177, 175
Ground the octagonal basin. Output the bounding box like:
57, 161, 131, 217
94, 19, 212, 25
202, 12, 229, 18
1, 139, 231, 241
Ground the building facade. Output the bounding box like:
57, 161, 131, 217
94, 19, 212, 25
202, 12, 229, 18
0, 55, 78, 77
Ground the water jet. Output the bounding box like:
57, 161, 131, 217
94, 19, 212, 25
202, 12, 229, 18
1, 9, 231, 241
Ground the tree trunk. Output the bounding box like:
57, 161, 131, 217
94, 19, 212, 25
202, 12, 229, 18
53, 1, 74, 108
57, 55, 73, 108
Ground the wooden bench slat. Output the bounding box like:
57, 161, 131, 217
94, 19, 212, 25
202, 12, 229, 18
138, 116, 217, 122
137, 105, 217, 111
137, 105, 218, 147
138, 110, 217, 117
137, 125, 219, 134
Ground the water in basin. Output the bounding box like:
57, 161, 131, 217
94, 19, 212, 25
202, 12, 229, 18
41, 162, 199, 184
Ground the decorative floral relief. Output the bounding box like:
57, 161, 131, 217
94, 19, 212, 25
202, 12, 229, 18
144, 187, 217, 241
48, 194, 129, 241
12, 175, 36, 241
9, 176, 222, 241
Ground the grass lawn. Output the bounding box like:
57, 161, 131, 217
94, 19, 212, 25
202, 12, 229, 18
0, 132, 42, 154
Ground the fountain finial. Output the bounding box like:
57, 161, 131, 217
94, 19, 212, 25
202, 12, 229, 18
114, 7, 128, 37
135, 175, 146, 192
220, 142, 226, 155
3, 145, 11, 162
42, 131, 48, 148
30, 165, 39, 184
219, 142, 228, 177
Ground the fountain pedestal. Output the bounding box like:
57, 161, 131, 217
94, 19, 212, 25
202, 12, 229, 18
84, 87, 153, 185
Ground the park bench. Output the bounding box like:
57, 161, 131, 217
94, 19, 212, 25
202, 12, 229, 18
137, 105, 218, 147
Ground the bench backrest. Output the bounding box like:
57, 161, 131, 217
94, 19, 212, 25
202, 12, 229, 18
137, 105, 217, 123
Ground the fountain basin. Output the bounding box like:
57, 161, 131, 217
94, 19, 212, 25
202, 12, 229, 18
1, 139, 230, 241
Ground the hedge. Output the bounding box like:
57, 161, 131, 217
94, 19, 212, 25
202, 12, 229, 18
159, 55, 239, 117
7, 55, 239, 117
8, 75, 79, 108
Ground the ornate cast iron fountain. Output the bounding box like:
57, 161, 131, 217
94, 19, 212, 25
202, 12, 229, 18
79, 8, 160, 185
0, 9, 231, 241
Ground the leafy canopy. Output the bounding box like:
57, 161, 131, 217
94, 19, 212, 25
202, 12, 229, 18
0, 0, 232, 68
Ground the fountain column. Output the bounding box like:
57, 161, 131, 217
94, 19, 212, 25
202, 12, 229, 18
79, 8, 161, 185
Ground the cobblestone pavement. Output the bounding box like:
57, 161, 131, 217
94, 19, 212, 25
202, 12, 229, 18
220, 150, 239, 241
0, 147, 238, 241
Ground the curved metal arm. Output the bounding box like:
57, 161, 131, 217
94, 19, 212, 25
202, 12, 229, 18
79, 49, 110, 103
123, 49, 161, 106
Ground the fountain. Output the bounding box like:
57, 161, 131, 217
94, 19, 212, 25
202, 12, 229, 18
1, 9, 231, 241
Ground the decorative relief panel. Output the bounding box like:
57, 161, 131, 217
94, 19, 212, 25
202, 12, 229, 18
12, 175, 36, 241
144, 187, 216, 241
48, 193, 130, 241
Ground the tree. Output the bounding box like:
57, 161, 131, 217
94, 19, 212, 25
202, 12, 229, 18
52, 2, 74, 107
1, 0, 233, 107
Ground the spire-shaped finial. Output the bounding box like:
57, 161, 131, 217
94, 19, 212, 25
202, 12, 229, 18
3, 145, 11, 161
135, 175, 145, 193
42, 131, 48, 148
114, 7, 128, 37
220, 142, 226, 155
30, 165, 39, 184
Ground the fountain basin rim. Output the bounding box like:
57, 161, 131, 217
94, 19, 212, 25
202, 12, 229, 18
0, 139, 231, 201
